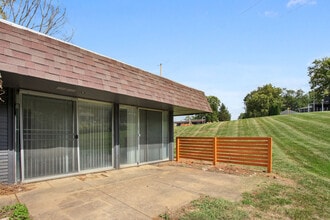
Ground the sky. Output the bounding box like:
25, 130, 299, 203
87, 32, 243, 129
62, 0, 330, 120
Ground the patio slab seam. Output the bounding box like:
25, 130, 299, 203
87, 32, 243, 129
74, 174, 156, 218
153, 178, 208, 197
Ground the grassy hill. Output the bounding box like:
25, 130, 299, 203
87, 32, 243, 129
173, 112, 330, 219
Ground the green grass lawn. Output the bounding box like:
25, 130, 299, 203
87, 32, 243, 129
171, 112, 330, 219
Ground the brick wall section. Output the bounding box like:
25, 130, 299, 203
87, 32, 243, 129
0, 20, 211, 113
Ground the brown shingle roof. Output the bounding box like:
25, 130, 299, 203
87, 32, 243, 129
0, 20, 211, 115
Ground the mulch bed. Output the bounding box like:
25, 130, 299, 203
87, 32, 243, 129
157, 159, 264, 176
157, 159, 296, 187
0, 183, 29, 196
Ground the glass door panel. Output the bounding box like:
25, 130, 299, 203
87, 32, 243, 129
119, 106, 138, 165
139, 109, 163, 163
22, 95, 77, 179
147, 110, 162, 161
162, 111, 169, 159
139, 109, 147, 163
78, 101, 112, 170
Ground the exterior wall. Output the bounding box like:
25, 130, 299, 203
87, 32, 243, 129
10, 90, 173, 183
0, 89, 14, 183
0, 90, 9, 183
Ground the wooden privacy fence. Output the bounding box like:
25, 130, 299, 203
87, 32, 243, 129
176, 137, 272, 173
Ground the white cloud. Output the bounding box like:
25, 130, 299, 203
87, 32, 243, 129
264, 11, 279, 17
287, 0, 317, 8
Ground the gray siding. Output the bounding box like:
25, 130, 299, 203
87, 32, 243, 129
0, 90, 8, 183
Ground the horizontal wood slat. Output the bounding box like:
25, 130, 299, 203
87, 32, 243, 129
218, 147, 268, 152
180, 145, 213, 149
218, 137, 269, 140
217, 142, 268, 147
217, 160, 268, 167
176, 136, 272, 173
218, 155, 268, 164
218, 153, 268, 160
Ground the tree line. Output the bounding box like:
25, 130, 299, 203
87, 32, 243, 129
240, 85, 309, 119
195, 57, 330, 121
240, 57, 330, 119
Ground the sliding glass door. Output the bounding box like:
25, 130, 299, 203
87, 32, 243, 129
22, 95, 77, 179
118, 107, 169, 165
21, 94, 113, 180
139, 109, 168, 163
20, 92, 168, 180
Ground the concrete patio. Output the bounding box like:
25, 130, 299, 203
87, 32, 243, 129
0, 164, 263, 219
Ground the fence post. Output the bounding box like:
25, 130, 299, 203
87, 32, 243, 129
176, 137, 180, 162
213, 137, 217, 165
267, 137, 272, 173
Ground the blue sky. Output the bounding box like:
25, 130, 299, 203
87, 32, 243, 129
63, 0, 330, 119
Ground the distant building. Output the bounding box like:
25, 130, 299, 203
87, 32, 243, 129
280, 109, 298, 115
299, 96, 330, 113
175, 119, 206, 126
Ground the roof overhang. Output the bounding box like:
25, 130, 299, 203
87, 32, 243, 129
0, 19, 211, 116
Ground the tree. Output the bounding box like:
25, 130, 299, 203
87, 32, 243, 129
243, 84, 283, 118
218, 103, 231, 121
194, 96, 223, 122
203, 96, 220, 122
0, 0, 73, 41
281, 88, 309, 111
308, 57, 330, 101
0, 2, 5, 18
